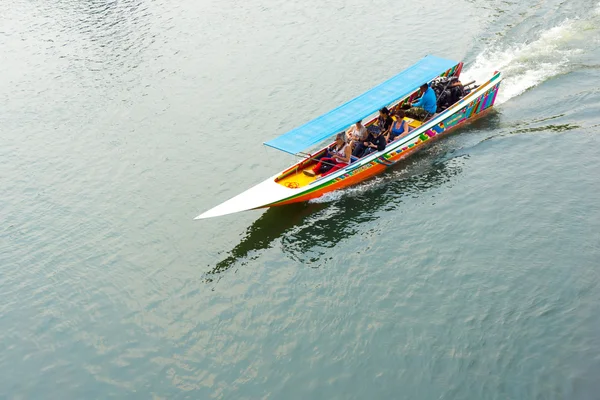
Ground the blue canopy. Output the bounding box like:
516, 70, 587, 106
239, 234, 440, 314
264, 55, 458, 154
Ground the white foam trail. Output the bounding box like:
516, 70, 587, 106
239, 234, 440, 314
308, 190, 344, 204
312, 8, 600, 204
463, 14, 599, 104
308, 176, 387, 204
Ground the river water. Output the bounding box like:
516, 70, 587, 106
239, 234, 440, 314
2, 0, 600, 398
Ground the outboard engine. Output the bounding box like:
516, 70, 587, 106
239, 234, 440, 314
462, 81, 479, 95
431, 76, 465, 112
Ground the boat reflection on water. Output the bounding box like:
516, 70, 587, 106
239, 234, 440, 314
206, 146, 469, 281
205, 202, 328, 281
206, 110, 504, 280
278, 151, 467, 264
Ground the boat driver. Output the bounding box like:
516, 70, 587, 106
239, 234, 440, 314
406, 83, 437, 121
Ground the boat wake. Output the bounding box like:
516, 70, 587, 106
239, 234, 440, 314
308, 4, 600, 208
310, 7, 600, 205
463, 3, 600, 104
308, 176, 387, 204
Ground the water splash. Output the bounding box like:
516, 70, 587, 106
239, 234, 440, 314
315, 5, 600, 204
463, 8, 600, 104
308, 176, 387, 204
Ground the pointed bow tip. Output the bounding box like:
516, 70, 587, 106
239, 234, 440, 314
194, 211, 212, 220
194, 206, 238, 220
194, 209, 214, 220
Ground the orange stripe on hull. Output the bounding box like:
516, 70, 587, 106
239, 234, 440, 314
271, 163, 388, 207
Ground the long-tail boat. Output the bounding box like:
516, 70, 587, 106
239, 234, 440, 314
196, 55, 501, 219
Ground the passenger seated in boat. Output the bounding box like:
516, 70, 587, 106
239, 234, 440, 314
303, 132, 351, 178
406, 83, 437, 121
314, 137, 340, 161
352, 125, 386, 158
312, 130, 348, 161
387, 110, 410, 142
377, 107, 394, 137
346, 120, 367, 149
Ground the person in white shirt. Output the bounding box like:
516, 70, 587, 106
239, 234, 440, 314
346, 120, 367, 150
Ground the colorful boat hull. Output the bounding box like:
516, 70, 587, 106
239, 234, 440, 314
196, 70, 501, 219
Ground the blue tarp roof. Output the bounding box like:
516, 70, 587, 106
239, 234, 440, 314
264, 55, 458, 154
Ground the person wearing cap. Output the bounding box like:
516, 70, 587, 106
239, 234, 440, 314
406, 83, 437, 121
352, 125, 386, 158
304, 132, 351, 177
